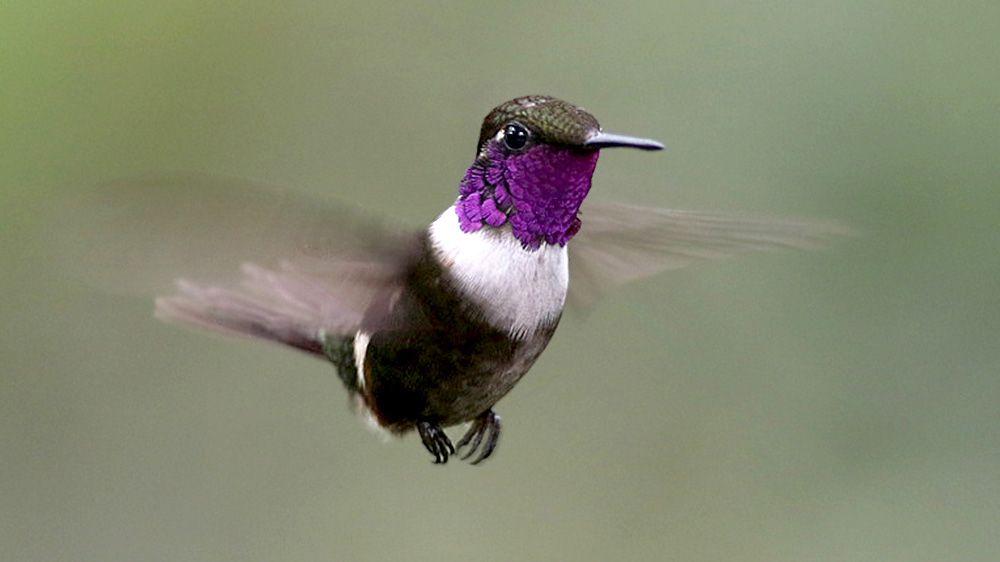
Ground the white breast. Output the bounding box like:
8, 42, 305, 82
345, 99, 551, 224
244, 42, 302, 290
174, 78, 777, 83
428, 205, 568, 339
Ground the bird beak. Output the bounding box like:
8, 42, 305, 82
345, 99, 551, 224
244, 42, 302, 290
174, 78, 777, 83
584, 131, 664, 151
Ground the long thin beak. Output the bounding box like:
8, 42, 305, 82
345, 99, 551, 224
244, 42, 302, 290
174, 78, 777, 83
584, 131, 664, 151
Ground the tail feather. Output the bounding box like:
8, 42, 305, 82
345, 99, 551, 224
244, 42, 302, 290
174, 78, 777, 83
155, 279, 327, 356
154, 256, 399, 357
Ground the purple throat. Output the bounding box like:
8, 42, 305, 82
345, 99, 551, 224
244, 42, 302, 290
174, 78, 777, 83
455, 142, 599, 250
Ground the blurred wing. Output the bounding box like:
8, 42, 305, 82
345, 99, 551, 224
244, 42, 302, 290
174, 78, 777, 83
54, 173, 420, 353
568, 201, 851, 308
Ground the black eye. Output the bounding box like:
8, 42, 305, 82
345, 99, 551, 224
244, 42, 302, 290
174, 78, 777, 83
503, 123, 529, 150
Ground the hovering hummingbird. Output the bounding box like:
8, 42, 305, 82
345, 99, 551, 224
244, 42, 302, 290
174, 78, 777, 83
141, 95, 843, 465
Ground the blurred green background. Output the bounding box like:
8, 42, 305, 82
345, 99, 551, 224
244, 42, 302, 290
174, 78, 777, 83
3, 2, 999, 561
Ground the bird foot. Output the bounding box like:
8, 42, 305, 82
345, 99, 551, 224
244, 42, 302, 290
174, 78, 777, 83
455, 410, 502, 465
417, 421, 454, 464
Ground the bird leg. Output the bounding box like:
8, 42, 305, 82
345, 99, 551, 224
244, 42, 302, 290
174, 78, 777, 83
417, 421, 454, 464
455, 410, 502, 465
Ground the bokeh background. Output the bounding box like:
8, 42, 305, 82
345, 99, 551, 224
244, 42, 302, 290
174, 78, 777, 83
3, 2, 999, 561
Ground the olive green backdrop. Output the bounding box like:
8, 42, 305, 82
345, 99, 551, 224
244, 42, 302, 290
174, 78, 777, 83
2, 2, 998, 561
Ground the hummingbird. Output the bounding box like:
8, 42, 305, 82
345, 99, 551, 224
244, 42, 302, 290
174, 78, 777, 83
136, 95, 844, 465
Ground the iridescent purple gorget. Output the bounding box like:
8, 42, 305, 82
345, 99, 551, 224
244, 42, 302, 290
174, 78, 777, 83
456, 141, 600, 250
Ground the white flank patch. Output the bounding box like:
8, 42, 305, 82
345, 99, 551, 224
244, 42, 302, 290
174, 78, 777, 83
429, 204, 568, 338
353, 331, 371, 392
350, 330, 391, 439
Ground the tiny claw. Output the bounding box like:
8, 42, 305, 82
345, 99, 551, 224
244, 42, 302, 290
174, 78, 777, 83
455, 419, 481, 450
458, 423, 486, 460
417, 421, 453, 465
456, 410, 502, 465
470, 415, 501, 465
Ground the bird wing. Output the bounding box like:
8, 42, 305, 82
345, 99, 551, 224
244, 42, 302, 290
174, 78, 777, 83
567, 200, 851, 308
56, 173, 419, 354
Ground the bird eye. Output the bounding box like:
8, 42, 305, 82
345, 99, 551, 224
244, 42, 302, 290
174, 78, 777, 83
503, 123, 529, 150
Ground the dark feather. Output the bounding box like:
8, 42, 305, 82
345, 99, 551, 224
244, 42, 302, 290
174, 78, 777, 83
55, 173, 419, 350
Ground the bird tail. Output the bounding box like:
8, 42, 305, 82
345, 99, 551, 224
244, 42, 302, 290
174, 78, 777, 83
155, 278, 329, 357
153, 259, 398, 395
156, 281, 364, 393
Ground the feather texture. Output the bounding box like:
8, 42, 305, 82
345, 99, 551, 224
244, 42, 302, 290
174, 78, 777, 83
54, 173, 416, 353
569, 201, 853, 307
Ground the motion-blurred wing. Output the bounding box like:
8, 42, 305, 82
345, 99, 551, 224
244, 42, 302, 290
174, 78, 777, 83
568, 201, 851, 307
56, 173, 419, 354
